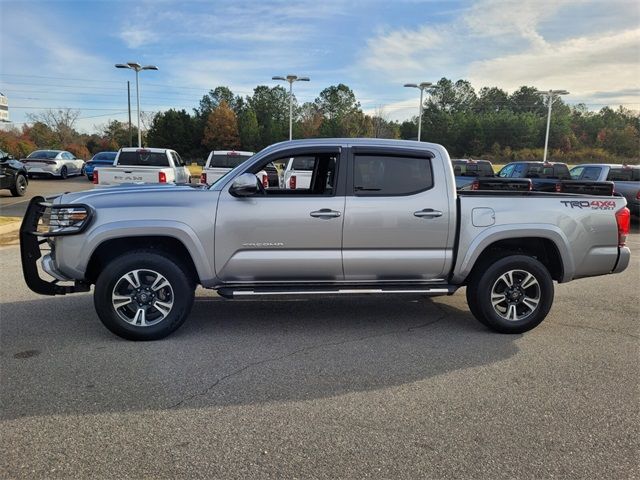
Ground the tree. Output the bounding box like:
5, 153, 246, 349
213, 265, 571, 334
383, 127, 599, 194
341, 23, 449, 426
147, 109, 199, 156
237, 107, 260, 151
202, 101, 240, 151
25, 108, 80, 147
297, 102, 323, 138
195, 86, 239, 119
247, 85, 290, 147
509, 86, 547, 115
314, 84, 362, 137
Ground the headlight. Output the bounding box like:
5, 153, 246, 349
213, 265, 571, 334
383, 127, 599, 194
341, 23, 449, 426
36, 204, 93, 236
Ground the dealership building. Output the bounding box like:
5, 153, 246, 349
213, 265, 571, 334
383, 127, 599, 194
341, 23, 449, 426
0, 93, 8, 122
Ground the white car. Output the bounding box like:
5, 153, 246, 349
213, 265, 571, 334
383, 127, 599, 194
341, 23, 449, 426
200, 150, 254, 185
22, 150, 85, 179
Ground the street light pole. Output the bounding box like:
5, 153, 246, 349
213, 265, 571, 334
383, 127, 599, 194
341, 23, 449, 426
404, 82, 433, 141
127, 81, 132, 147
115, 62, 159, 147
272, 75, 310, 141
535, 89, 569, 163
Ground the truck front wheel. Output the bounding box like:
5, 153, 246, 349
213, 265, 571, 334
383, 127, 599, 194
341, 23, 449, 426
466, 255, 554, 334
94, 251, 195, 340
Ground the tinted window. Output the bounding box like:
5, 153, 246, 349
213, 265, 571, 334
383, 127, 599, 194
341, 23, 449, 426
354, 155, 432, 196
291, 157, 315, 170
117, 151, 170, 167
606, 168, 639, 181
582, 167, 602, 181
210, 153, 252, 168
92, 152, 117, 161
27, 150, 59, 159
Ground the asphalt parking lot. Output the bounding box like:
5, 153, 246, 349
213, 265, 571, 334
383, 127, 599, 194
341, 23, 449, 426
1, 226, 638, 478
0, 175, 95, 218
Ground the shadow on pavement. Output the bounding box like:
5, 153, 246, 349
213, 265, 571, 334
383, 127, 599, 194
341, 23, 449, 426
1, 293, 520, 419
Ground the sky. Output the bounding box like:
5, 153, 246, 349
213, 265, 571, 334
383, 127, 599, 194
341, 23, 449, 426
0, 0, 638, 132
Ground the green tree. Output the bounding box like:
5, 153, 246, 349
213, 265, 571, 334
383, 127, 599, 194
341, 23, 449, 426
247, 85, 290, 147
237, 107, 260, 151
147, 109, 198, 156
314, 84, 361, 137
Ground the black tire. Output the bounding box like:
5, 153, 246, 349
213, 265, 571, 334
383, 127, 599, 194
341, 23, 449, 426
81, 165, 86, 176
94, 250, 195, 341
87, 174, 93, 182
466, 255, 554, 334
59, 166, 68, 179
10, 174, 27, 197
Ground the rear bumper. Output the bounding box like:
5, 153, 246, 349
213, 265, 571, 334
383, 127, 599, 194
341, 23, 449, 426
20, 196, 90, 295
613, 247, 631, 274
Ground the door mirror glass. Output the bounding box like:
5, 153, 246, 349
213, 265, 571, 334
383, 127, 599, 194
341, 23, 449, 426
229, 173, 259, 197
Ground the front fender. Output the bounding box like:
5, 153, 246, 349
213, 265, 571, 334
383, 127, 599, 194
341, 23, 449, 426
56, 220, 215, 284
451, 224, 575, 284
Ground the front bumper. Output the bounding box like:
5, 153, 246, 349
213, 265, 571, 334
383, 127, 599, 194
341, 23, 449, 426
20, 196, 90, 295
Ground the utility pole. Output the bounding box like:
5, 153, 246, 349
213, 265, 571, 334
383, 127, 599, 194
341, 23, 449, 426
535, 89, 569, 162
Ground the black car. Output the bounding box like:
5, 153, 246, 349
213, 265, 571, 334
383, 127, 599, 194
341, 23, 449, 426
0, 150, 28, 197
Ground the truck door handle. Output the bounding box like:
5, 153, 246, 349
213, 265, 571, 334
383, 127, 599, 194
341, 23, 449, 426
310, 209, 341, 218
414, 209, 443, 218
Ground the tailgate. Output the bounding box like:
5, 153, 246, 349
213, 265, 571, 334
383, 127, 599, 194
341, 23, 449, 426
98, 167, 166, 184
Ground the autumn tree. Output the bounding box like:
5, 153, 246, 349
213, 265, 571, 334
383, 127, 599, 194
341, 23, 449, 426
202, 101, 240, 151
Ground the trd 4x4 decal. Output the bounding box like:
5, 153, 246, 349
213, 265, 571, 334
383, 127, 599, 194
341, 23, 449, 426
561, 200, 617, 210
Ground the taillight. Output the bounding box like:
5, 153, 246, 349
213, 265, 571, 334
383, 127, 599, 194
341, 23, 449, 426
93, 170, 99, 184
615, 207, 630, 247
200, 172, 207, 184
262, 174, 269, 188
159, 171, 167, 183
289, 175, 297, 189
555, 183, 562, 192
471, 179, 479, 190
528, 181, 533, 191
636, 190, 640, 200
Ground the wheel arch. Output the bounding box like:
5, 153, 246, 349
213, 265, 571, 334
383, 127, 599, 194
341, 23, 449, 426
453, 227, 574, 284
85, 235, 202, 286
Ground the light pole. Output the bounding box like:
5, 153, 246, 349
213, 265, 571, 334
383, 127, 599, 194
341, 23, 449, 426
115, 62, 158, 147
404, 82, 432, 141
272, 75, 309, 140
535, 89, 569, 163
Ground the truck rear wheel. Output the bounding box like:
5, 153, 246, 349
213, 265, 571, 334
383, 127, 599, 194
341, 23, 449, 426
466, 255, 554, 334
94, 251, 195, 340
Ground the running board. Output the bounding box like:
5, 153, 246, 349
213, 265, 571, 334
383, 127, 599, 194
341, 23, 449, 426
216, 285, 457, 299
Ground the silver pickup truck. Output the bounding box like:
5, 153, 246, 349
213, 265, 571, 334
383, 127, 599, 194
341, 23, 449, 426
20, 139, 631, 341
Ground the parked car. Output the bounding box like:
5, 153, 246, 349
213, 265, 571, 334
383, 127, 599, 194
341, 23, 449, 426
20, 139, 630, 341
0, 150, 28, 197
497, 161, 613, 195
451, 159, 496, 189
85, 151, 117, 181
200, 150, 254, 185
93, 148, 191, 185
570, 164, 640, 217
21, 150, 85, 179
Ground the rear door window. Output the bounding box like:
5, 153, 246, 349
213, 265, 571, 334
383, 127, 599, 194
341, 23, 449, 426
354, 154, 433, 196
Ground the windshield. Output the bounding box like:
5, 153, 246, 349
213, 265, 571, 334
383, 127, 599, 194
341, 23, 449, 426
27, 150, 59, 159
92, 152, 117, 161
210, 153, 253, 168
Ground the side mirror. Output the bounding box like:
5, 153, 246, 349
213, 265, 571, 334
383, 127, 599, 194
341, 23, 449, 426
229, 173, 259, 197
